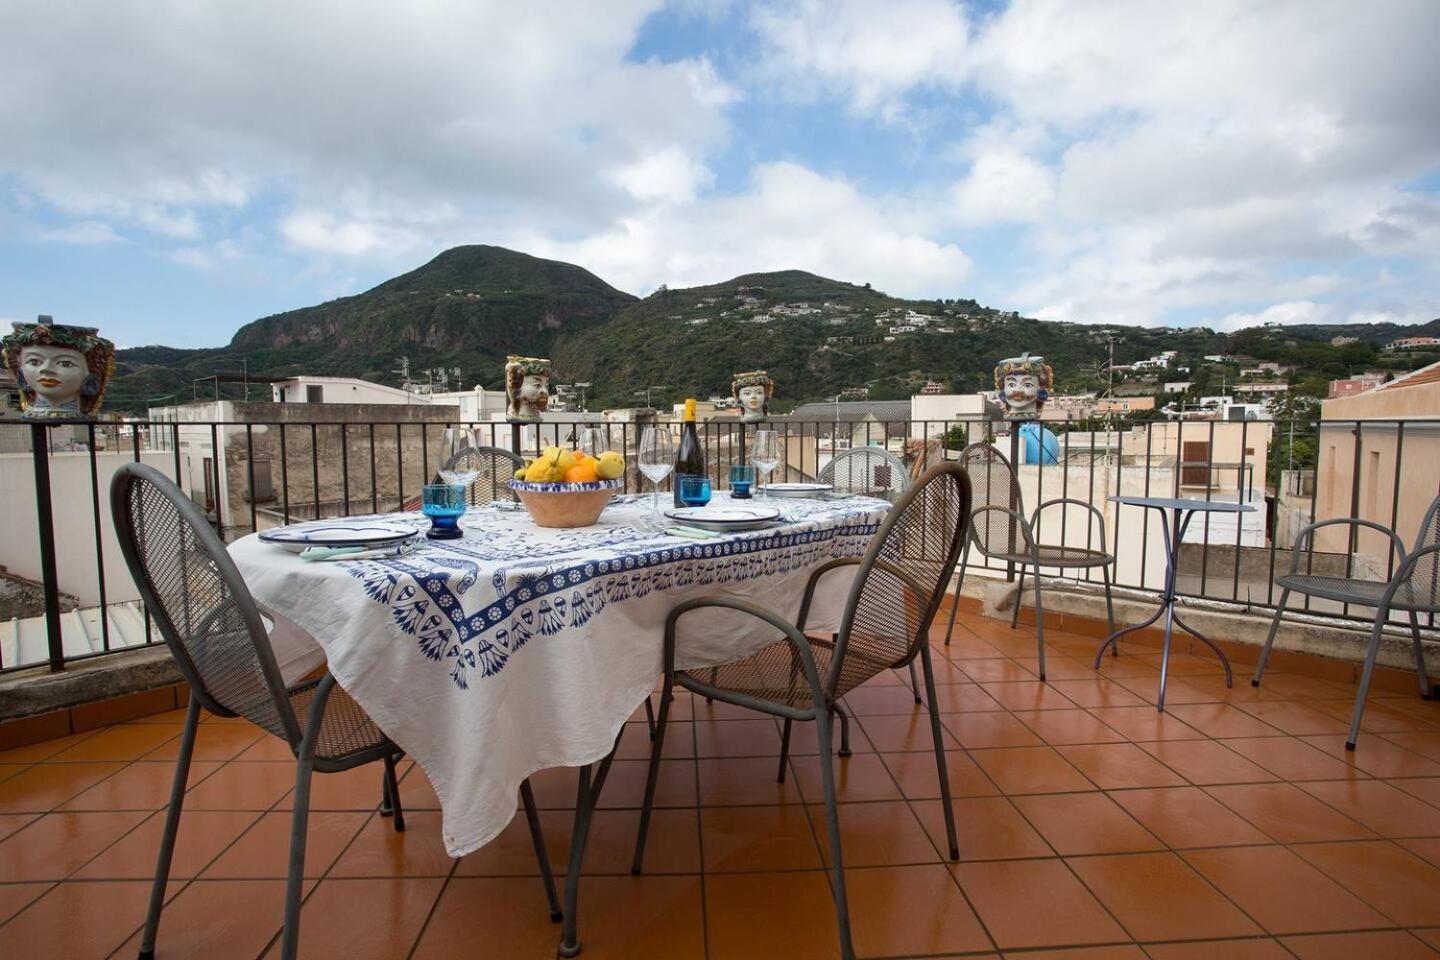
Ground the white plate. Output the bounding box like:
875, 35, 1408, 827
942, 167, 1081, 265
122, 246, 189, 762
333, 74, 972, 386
761, 482, 833, 498
663, 505, 782, 531
259, 519, 420, 551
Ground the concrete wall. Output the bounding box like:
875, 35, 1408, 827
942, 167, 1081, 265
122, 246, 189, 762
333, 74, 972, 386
0, 450, 172, 605
1312, 421, 1440, 576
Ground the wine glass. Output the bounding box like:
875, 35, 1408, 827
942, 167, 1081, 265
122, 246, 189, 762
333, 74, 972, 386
638, 425, 674, 526
438, 426, 479, 488
579, 426, 608, 458
751, 429, 780, 497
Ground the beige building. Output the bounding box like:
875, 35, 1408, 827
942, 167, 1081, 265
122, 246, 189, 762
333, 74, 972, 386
1314, 361, 1440, 574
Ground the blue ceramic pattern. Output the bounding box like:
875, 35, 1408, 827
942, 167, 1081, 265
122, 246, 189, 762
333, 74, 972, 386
343, 496, 886, 689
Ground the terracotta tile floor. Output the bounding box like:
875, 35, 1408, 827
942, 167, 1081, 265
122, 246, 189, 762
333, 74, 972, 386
4, 610, 1440, 958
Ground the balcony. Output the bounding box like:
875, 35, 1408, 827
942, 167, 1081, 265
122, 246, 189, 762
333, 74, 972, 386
2, 414, 1439, 957
2, 606, 1440, 957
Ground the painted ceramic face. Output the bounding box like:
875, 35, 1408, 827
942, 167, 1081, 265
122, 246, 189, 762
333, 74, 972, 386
519, 374, 548, 402
1003, 373, 1039, 411
738, 384, 766, 413
20, 344, 88, 408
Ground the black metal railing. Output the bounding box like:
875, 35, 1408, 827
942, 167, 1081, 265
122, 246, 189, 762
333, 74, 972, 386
4, 411, 1434, 674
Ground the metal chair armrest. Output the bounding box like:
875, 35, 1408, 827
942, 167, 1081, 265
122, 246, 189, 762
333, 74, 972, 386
1030, 497, 1110, 554
796, 558, 864, 631
969, 504, 1037, 553
1385, 542, 1440, 610
663, 597, 824, 710
1287, 517, 1407, 575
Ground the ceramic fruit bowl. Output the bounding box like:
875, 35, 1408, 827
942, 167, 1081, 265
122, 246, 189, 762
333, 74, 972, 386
508, 479, 622, 528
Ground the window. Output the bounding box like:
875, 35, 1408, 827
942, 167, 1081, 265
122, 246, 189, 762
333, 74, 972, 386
306, 385, 324, 403
1181, 441, 1210, 486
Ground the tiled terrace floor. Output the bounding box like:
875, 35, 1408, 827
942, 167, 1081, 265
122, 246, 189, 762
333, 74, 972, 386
4, 611, 1440, 958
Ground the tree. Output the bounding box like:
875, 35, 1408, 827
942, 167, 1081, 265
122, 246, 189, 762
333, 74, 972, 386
941, 424, 967, 451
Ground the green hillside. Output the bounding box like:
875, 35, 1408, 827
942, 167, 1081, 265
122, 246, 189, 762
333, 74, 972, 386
103, 245, 1440, 412
107, 245, 636, 407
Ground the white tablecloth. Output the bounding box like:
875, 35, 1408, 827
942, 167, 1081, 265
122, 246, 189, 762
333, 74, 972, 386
229, 493, 888, 856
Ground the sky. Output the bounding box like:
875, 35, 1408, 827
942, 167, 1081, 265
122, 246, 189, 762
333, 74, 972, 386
1, 0, 1438, 349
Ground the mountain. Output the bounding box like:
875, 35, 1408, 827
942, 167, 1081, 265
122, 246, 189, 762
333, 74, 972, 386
554, 270, 1230, 408
104, 245, 1440, 412
108, 246, 635, 406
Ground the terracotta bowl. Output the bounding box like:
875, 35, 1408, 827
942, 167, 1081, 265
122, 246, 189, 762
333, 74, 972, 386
508, 479, 622, 528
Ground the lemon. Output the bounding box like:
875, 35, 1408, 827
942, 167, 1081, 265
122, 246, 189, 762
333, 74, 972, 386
555, 449, 578, 473
594, 451, 625, 480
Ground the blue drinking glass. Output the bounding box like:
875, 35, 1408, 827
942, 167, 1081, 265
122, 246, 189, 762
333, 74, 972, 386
422, 483, 467, 540
728, 464, 756, 499
678, 475, 712, 507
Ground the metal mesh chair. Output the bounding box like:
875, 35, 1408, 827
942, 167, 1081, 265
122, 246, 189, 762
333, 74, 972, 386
1253, 496, 1439, 749
111, 463, 560, 960
819, 446, 910, 503
819, 445, 929, 703
441, 444, 524, 506
631, 464, 972, 960
941, 443, 1115, 680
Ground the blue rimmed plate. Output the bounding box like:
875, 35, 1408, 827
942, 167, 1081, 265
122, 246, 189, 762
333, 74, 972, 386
258, 519, 420, 553
663, 505, 782, 531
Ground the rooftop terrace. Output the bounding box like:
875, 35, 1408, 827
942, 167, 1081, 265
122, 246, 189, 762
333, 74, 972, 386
3, 607, 1440, 959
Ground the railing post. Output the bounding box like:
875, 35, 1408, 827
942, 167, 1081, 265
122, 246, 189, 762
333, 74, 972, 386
31, 423, 65, 672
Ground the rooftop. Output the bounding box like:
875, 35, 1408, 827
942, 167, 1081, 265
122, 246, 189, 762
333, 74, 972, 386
3, 607, 1440, 958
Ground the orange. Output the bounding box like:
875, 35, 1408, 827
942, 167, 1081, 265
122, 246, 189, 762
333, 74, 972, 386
564, 461, 599, 483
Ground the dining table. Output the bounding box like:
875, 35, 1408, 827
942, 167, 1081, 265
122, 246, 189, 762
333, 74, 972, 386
230, 490, 890, 955
1092, 495, 1255, 711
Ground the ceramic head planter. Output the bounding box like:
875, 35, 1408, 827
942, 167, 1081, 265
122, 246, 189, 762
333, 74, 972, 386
731, 369, 773, 422
2, 317, 116, 420
504, 355, 551, 421
994, 352, 1052, 421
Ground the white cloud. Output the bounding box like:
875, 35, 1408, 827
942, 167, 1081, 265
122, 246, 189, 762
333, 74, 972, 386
0, 0, 733, 250
951, 147, 1054, 224
750, 0, 972, 119
279, 212, 422, 258
1214, 300, 1330, 332
35, 220, 122, 245
518, 161, 971, 297
166, 239, 244, 272
608, 147, 715, 205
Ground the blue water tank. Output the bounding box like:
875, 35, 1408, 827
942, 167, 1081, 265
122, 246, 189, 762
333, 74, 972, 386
1018, 423, 1060, 465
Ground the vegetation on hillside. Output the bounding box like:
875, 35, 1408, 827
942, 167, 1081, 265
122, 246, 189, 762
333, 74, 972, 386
101, 245, 1440, 414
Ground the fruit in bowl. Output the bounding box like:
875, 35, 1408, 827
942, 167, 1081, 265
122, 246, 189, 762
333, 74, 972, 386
509, 447, 627, 528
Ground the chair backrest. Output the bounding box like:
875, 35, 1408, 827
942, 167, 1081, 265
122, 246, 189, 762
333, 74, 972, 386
958, 442, 1025, 559
441, 445, 524, 506
829, 463, 971, 695
1405, 495, 1440, 608
819, 447, 911, 502
111, 463, 301, 744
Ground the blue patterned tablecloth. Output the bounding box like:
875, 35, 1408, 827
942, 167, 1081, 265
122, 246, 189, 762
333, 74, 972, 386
231, 492, 888, 856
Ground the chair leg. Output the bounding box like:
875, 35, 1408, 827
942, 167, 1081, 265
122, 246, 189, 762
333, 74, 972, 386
280, 736, 319, 960
777, 717, 793, 784
920, 645, 959, 859
814, 706, 855, 960
631, 691, 673, 874
379, 767, 393, 818
907, 661, 922, 705
1033, 568, 1048, 682
943, 545, 971, 647
382, 754, 405, 833
1102, 564, 1117, 654
1011, 565, 1027, 630
1251, 589, 1290, 687
520, 778, 562, 922
643, 695, 656, 739
1347, 617, 1388, 751
1409, 611, 1432, 700
833, 704, 852, 758
137, 696, 201, 960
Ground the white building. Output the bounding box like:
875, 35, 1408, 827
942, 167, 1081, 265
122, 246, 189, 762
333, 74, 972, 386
271, 376, 430, 405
